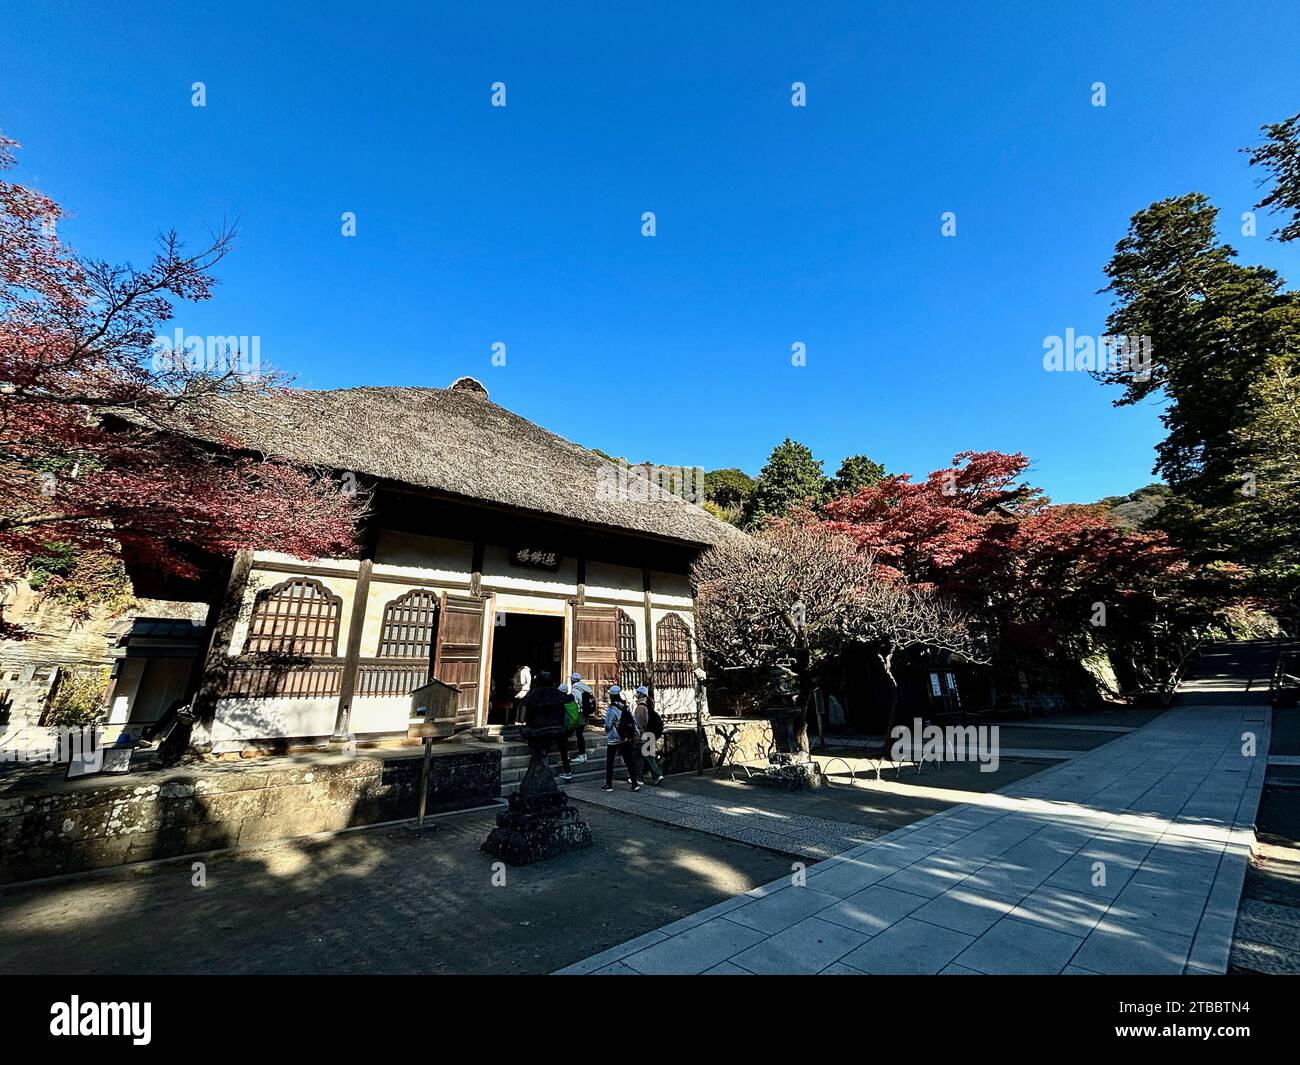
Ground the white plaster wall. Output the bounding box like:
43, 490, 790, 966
211, 696, 336, 748
585, 561, 643, 604
373, 532, 473, 583
348, 696, 411, 735
650, 570, 694, 608
481, 545, 579, 596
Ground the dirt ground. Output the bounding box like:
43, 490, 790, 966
0, 803, 795, 975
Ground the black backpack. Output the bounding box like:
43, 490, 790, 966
616, 702, 638, 742
579, 688, 597, 717
646, 705, 664, 736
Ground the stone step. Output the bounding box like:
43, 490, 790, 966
501, 768, 607, 797
500, 751, 604, 779
499, 748, 601, 772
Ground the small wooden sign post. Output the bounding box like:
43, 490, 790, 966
417, 735, 434, 827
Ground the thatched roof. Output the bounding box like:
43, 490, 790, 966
194, 380, 737, 548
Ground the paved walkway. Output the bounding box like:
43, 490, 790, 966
1003, 721, 1136, 734
571, 777, 892, 860
559, 703, 1270, 974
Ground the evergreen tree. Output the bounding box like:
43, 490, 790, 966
831, 454, 887, 498
1097, 193, 1300, 502
1247, 109, 1300, 242
704, 468, 755, 510
747, 439, 827, 525
702, 467, 755, 525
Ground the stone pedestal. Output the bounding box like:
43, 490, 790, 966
769, 705, 810, 757
482, 727, 592, 865
741, 753, 825, 791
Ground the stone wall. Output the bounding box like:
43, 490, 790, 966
0, 746, 499, 884
657, 717, 776, 774
0, 586, 204, 739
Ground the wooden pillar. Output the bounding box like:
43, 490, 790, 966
571, 558, 587, 681
191, 549, 253, 730
333, 558, 373, 738
643, 566, 655, 699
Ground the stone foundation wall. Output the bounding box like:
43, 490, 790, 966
0, 746, 499, 884
657, 717, 776, 773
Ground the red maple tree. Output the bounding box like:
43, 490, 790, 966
822, 450, 1187, 688
0, 134, 363, 639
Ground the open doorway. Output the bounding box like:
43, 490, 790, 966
486, 612, 564, 725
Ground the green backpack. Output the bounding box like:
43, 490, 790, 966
563, 697, 582, 732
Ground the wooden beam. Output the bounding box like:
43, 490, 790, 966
333, 558, 373, 737
470, 539, 484, 597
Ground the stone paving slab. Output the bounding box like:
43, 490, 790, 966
569, 776, 889, 858
1229, 899, 1300, 974
557, 703, 1270, 975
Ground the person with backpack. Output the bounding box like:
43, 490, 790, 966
559, 683, 584, 769
601, 684, 640, 792
568, 671, 596, 764
523, 671, 572, 781
634, 685, 665, 785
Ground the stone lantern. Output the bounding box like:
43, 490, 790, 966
482, 680, 591, 865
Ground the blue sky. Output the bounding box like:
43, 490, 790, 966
3, 1, 1298, 502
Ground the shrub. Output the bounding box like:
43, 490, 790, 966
43, 668, 110, 728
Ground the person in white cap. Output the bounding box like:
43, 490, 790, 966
601, 684, 640, 791
568, 671, 595, 764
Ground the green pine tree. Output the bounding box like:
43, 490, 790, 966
830, 454, 887, 498
746, 439, 827, 525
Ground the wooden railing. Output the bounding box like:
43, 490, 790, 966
222, 657, 700, 703
223, 658, 345, 698
356, 661, 432, 698
222, 656, 430, 700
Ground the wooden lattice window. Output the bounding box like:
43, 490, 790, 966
378, 590, 440, 659
617, 610, 637, 662
655, 612, 693, 662
242, 577, 341, 657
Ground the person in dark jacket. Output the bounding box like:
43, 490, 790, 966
634, 685, 665, 785
522, 671, 572, 780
